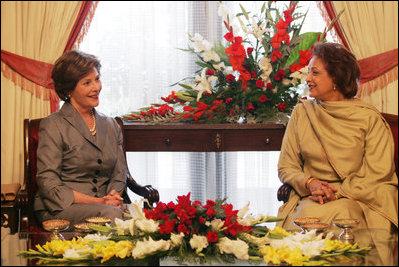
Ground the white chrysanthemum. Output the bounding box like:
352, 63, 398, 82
131, 237, 171, 259
217, 237, 249, 260
189, 234, 209, 253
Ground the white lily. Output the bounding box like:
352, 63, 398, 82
131, 237, 171, 259
170, 232, 185, 247
258, 56, 273, 84
248, 17, 273, 42
290, 66, 309, 85
213, 62, 225, 71
114, 217, 135, 235
82, 233, 110, 242
201, 50, 220, 63
127, 199, 148, 220
217, 237, 249, 260
192, 68, 218, 101
135, 218, 159, 233
191, 33, 212, 53
189, 234, 209, 254
205, 218, 224, 230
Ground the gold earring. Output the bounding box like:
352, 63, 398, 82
333, 85, 336, 91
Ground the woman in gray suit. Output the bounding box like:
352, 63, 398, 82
34, 50, 127, 226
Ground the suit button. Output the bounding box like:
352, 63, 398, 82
97, 159, 102, 164
95, 170, 100, 175
93, 178, 97, 184
92, 188, 97, 193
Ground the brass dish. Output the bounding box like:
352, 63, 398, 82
301, 222, 329, 233
333, 219, 359, 242
85, 217, 111, 225
74, 223, 95, 233
42, 219, 70, 240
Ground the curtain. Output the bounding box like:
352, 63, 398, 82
320, 1, 398, 114
1, 1, 96, 187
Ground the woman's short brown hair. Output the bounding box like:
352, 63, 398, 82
51, 50, 101, 101
311, 42, 360, 98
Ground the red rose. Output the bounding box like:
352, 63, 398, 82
177, 224, 189, 235
225, 98, 233, 104
251, 71, 257, 79
256, 80, 265, 88
226, 74, 236, 82
159, 219, 177, 235
247, 47, 254, 55
259, 95, 268, 103
229, 109, 234, 115
246, 104, 255, 112
206, 69, 215, 75
277, 103, 287, 112
206, 231, 219, 243
266, 83, 273, 90
199, 216, 206, 224
206, 207, 216, 218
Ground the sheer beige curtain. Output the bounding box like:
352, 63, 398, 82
332, 1, 398, 114
1, 1, 82, 186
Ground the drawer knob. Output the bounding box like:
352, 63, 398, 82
265, 137, 271, 144
215, 133, 222, 149
164, 138, 171, 146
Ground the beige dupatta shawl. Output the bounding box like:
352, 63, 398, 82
277, 99, 398, 231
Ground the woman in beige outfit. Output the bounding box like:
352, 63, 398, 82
276, 43, 398, 254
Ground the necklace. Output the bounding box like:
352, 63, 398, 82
89, 110, 96, 136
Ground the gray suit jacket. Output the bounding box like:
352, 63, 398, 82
33, 102, 128, 214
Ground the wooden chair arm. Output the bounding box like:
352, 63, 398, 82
16, 189, 29, 237
277, 183, 293, 203
126, 173, 159, 207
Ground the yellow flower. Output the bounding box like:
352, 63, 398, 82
269, 226, 293, 237
324, 239, 357, 252
115, 240, 134, 259
260, 245, 281, 265
260, 245, 309, 266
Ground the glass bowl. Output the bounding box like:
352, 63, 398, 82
42, 219, 70, 240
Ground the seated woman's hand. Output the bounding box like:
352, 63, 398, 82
308, 179, 337, 204
102, 190, 123, 208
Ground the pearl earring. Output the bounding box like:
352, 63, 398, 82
333, 85, 336, 91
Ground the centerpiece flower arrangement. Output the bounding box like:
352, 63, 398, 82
122, 1, 340, 124
19, 193, 371, 266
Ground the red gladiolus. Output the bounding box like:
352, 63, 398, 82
271, 49, 283, 62
225, 98, 233, 104
207, 231, 219, 243
196, 101, 209, 111
183, 106, 195, 112
256, 80, 265, 88
259, 95, 268, 103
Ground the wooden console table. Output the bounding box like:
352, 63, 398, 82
121, 121, 286, 152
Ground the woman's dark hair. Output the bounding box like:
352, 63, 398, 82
311, 42, 360, 98
51, 50, 101, 102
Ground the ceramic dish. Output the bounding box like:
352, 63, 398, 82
301, 222, 329, 233
42, 219, 70, 231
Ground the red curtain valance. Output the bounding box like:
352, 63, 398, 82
358, 48, 398, 84
1, 50, 54, 89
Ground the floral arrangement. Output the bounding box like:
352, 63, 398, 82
122, 1, 339, 124
19, 193, 371, 266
